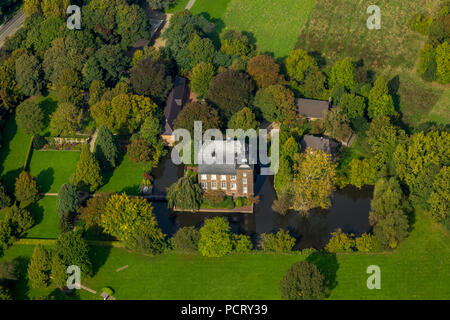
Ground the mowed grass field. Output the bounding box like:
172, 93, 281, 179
29, 150, 80, 194
23, 197, 58, 239
1, 210, 449, 300
191, 0, 316, 58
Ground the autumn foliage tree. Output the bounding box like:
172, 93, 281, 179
246, 54, 285, 88
174, 101, 221, 136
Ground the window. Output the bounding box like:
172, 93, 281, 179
231, 175, 236, 181
201, 182, 206, 188
242, 178, 247, 185
221, 175, 227, 181
211, 175, 216, 180
212, 182, 217, 189
231, 183, 236, 190
201, 174, 207, 180
243, 187, 248, 194
243, 173, 247, 177
221, 182, 227, 189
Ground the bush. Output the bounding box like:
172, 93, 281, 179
202, 190, 225, 206
125, 230, 167, 255
235, 197, 245, 208
172, 226, 200, 253
408, 13, 433, 35
127, 139, 151, 164
325, 229, 355, 253
280, 261, 326, 300
198, 217, 233, 257
355, 233, 380, 252
101, 287, 114, 296
32, 134, 47, 150
233, 234, 253, 253
259, 229, 296, 253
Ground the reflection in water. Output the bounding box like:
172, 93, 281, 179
151, 156, 372, 250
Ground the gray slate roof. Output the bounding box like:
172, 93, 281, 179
300, 135, 338, 156
162, 76, 187, 136
296, 98, 331, 119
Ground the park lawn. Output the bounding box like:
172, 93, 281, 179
98, 155, 146, 195
220, 0, 315, 58
1, 210, 449, 299
36, 92, 58, 137
428, 88, 450, 125
0, 114, 31, 193
166, 0, 190, 13
29, 150, 80, 194
23, 197, 58, 239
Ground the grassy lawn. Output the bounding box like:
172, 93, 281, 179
98, 155, 146, 196
29, 151, 80, 194
1, 209, 448, 300
23, 197, 58, 239
37, 92, 58, 137
166, 0, 190, 13
0, 114, 31, 193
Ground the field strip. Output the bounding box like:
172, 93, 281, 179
321, 0, 340, 54
341, 0, 362, 60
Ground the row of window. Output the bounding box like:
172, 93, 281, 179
200, 173, 247, 181
200, 182, 248, 194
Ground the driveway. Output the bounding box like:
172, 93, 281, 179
0, 10, 26, 48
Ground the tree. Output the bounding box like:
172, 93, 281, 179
95, 45, 130, 84
291, 149, 337, 213
428, 166, 450, 223
368, 76, 396, 119
198, 217, 233, 257
28, 245, 51, 288
233, 234, 253, 253
259, 229, 295, 252
88, 80, 106, 106
127, 139, 152, 164
369, 178, 409, 249
0, 52, 23, 113
50, 103, 83, 136
14, 171, 39, 203
174, 101, 221, 136
0, 182, 11, 209
5, 205, 34, 235
15, 53, 44, 96
280, 261, 326, 300
417, 44, 437, 82
435, 41, 450, 84
54, 231, 91, 276
285, 49, 318, 83
220, 30, 252, 57
325, 229, 355, 252
50, 254, 67, 288
394, 130, 449, 206
338, 93, 366, 119
41, 0, 70, 18
130, 58, 172, 102
172, 226, 200, 253
254, 85, 296, 122
189, 62, 215, 97
187, 34, 216, 69
328, 58, 356, 91
167, 177, 203, 210
94, 125, 119, 170
56, 184, 79, 215
206, 70, 255, 119
323, 108, 353, 143
90, 93, 157, 134
246, 54, 285, 88
147, 0, 175, 10
100, 194, 163, 243
346, 158, 377, 189
116, 3, 150, 50
23, 0, 41, 16
79, 192, 111, 230
71, 145, 103, 192
227, 107, 259, 131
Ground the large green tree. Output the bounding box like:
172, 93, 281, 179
54, 231, 92, 276
198, 217, 233, 258
167, 177, 203, 210
15, 99, 44, 135
94, 125, 119, 170
280, 261, 326, 300
71, 145, 103, 192
27, 245, 51, 288
56, 183, 79, 215
174, 101, 221, 136
189, 62, 215, 97
368, 76, 396, 119
50, 103, 83, 136
15, 53, 44, 96
254, 84, 296, 123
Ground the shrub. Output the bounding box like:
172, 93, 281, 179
202, 190, 225, 206
280, 261, 326, 300
32, 134, 47, 150
259, 229, 296, 253
14, 171, 39, 203
127, 139, 151, 164
233, 234, 253, 253
125, 229, 167, 255
355, 233, 381, 252
101, 287, 114, 296
172, 226, 200, 253
235, 197, 245, 208
325, 229, 355, 253
198, 217, 233, 257
408, 13, 433, 35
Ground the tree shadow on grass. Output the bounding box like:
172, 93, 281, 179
119, 185, 140, 196
36, 168, 54, 194
100, 151, 126, 188
39, 96, 58, 137
11, 256, 31, 300
306, 251, 339, 297
195, 12, 225, 49
2, 168, 22, 194
24, 202, 44, 231
89, 245, 112, 277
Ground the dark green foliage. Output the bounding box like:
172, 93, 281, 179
130, 58, 173, 102
32, 134, 47, 150
15, 99, 44, 135
174, 101, 221, 136
125, 229, 167, 255
28, 245, 51, 288
51, 253, 67, 288
280, 261, 326, 300
0, 182, 11, 209
172, 226, 200, 253
94, 125, 119, 170
207, 70, 255, 119
58, 211, 73, 234
167, 177, 203, 210
5, 205, 34, 235
95, 45, 130, 85
147, 0, 175, 10
15, 53, 44, 96
54, 231, 92, 276
56, 184, 79, 215
338, 93, 366, 119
